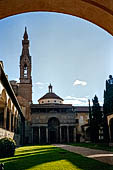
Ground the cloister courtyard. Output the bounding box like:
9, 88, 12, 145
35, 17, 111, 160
0, 144, 113, 170
0, 1, 113, 170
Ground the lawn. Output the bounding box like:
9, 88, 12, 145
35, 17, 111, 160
0, 145, 113, 170
70, 142, 113, 152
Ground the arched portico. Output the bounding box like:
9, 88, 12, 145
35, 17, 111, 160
0, 0, 113, 35
48, 117, 60, 144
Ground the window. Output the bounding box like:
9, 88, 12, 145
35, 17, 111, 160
48, 100, 50, 103
24, 64, 28, 78
54, 100, 56, 102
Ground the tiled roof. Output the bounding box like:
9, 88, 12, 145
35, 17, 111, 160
38, 92, 63, 101
31, 103, 73, 108
76, 106, 89, 112
76, 106, 103, 112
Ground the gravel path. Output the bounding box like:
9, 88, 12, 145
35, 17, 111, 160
54, 144, 113, 165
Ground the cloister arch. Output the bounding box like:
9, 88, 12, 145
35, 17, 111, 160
0, 0, 113, 35
1, 89, 7, 104
8, 98, 11, 110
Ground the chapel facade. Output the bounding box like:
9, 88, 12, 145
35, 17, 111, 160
31, 84, 76, 144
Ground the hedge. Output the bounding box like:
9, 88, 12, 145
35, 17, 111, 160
0, 137, 16, 158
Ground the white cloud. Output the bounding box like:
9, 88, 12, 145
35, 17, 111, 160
34, 82, 49, 89
64, 96, 103, 106
35, 82, 44, 85
64, 96, 89, 106
73, 80, 87, 86
35, 82, 48, 85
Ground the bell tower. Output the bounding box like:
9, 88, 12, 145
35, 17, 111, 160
20, 27, 32, 84
18, 27, 32, 103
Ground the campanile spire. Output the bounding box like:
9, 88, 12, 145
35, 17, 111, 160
23, 27, 28, 40
19, 27, 32, 103
21, 27, 31, 59
20, 27, 32, 84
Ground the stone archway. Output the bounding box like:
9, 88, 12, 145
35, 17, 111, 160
109, 118, 113, 142
48, 117, 60, 144
0, 0, 113, 35
1, 89, 7, 104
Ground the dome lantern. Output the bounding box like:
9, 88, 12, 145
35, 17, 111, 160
48, 84, 52, 93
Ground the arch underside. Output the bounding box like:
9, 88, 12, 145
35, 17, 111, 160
0, 0, 113, 35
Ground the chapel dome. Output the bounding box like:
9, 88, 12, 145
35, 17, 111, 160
38, 84, 63, 104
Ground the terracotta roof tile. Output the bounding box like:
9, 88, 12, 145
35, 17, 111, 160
38, 92, 63, 101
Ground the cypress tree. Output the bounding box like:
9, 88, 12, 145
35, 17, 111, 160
90, 95, 103, 143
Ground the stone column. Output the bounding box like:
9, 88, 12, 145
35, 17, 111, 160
108, 125, 111, 142
12, 115, 15, 132
16, 116, 18, 134
15, 117, 18, 133
67, 126, 69, 143
39, 127, 40, 144
74, 127, 76, 142
32, 128, 33, 144
60, 126, 62, 143
46, 127, 48, 143
14, 116, 16, 132
9, 110, 11, 131
3, 104, 7, 129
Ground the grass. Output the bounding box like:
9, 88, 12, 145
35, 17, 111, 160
0, 145, 113, 170
70, 142, 113, 152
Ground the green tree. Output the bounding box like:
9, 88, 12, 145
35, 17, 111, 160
90, 95, 103, 143
103, 76, 113, 143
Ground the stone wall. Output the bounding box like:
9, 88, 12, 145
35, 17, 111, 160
32, 112, 76, 125
0, 128, 21, 146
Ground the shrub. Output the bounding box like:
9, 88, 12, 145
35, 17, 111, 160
0, 137, 16, 158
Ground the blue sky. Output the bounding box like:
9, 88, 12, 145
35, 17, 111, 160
0, 12, 113, 105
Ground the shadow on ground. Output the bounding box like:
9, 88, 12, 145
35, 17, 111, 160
0, 145, 113, 170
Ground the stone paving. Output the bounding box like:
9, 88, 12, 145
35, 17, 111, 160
54, 144, 113, 166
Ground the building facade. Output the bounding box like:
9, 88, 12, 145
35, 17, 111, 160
0, 62, 25, 145
31, 84, 77, 144
75, 107, 90, 142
